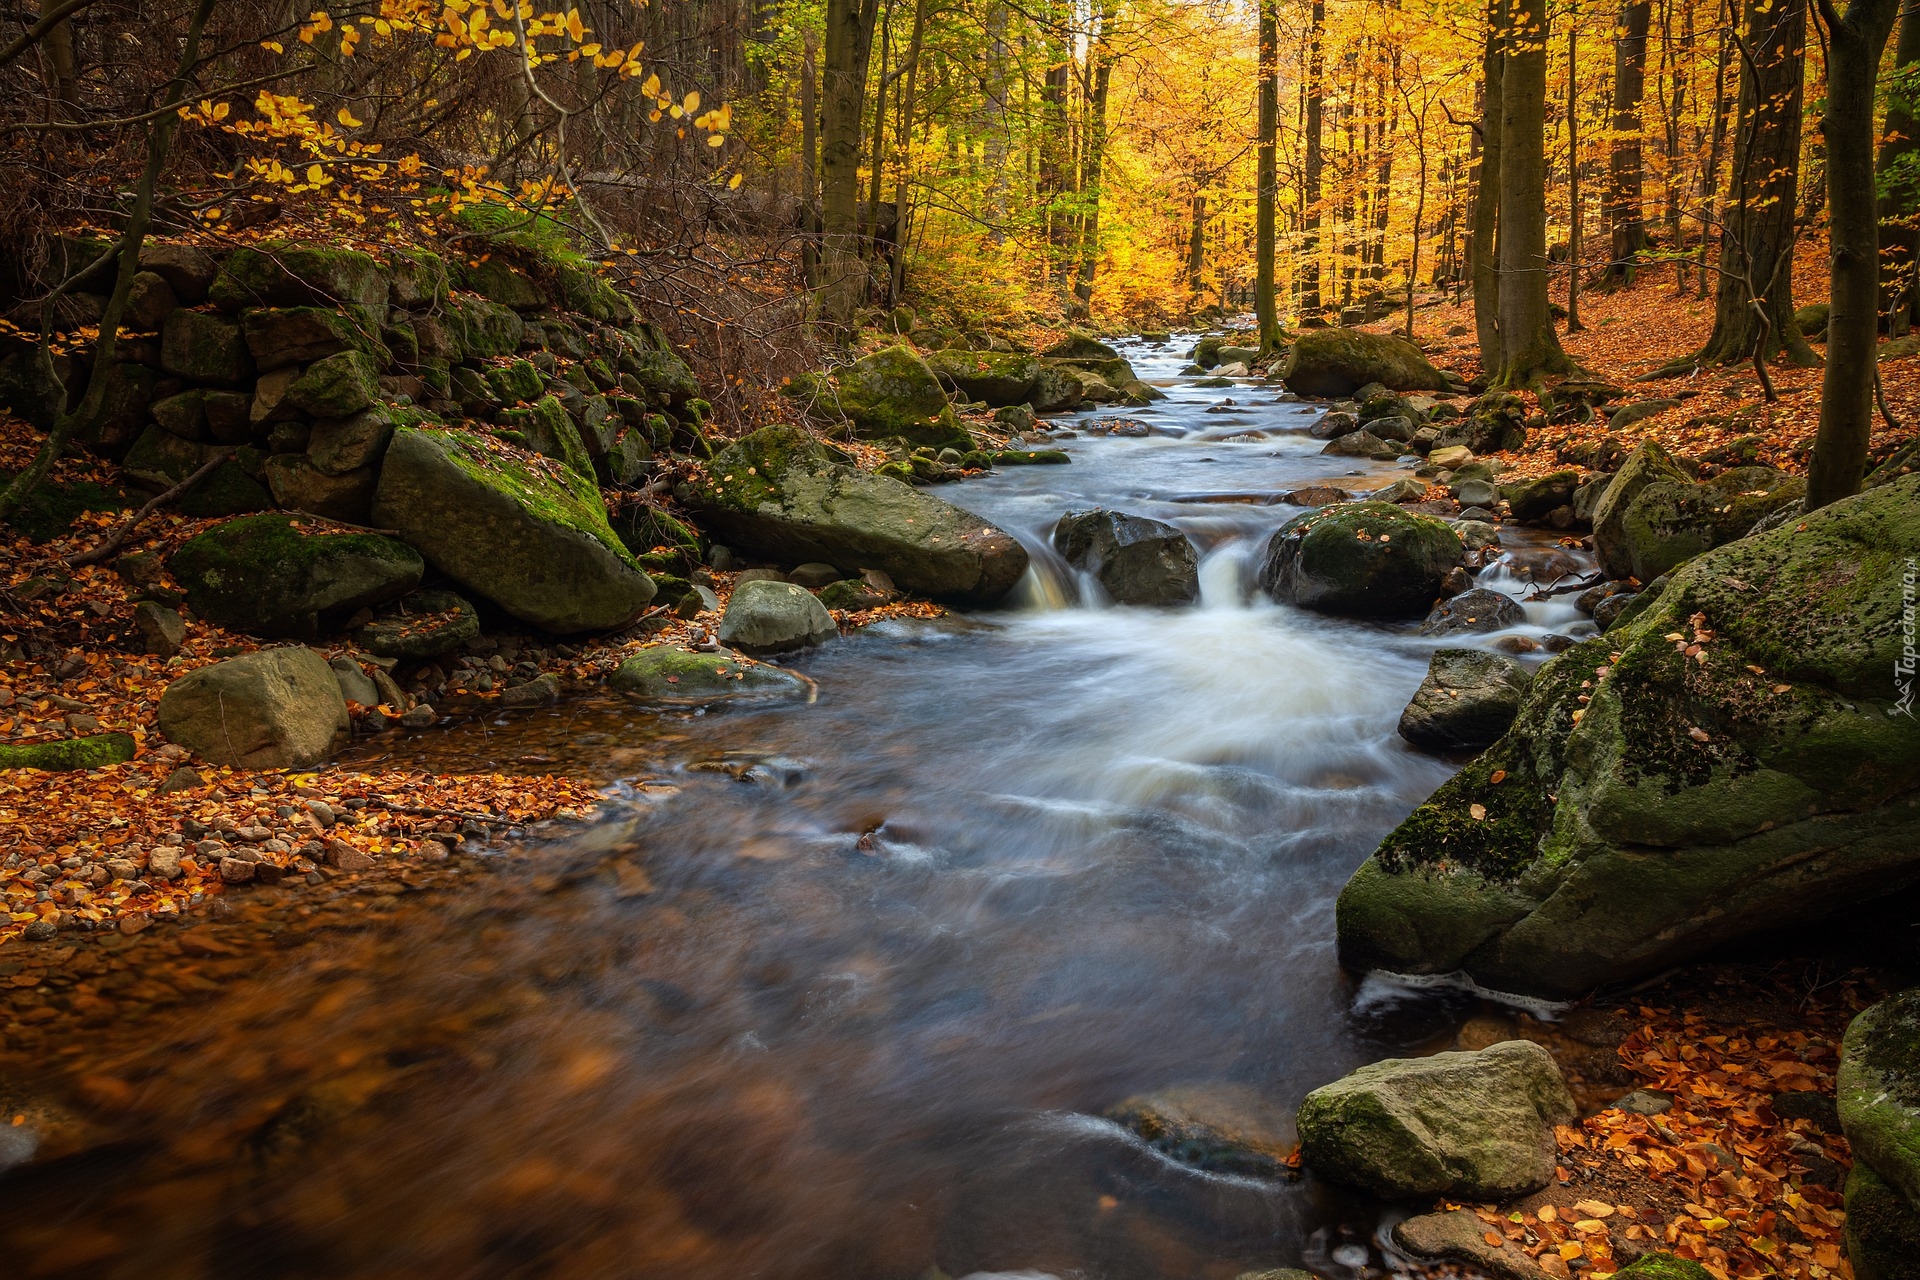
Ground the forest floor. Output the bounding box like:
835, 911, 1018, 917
1375, 261, 1920, 483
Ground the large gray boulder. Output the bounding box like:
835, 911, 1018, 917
157, 647, 349, 769
1297, 1040, 1575, 1200
1839, 989, 1920, 1280
681, 426, 1029, 605
1337, 474, 1920, 998
1053, 509, 1199, 606
1420, 587, 1524, 637
1281, 328, 1449, 398
1259, 502, 1463, 617
1398, 649, 1532, 752
716, 579, 838, 655
371, 425, 656, 633
169, 513, 421, 639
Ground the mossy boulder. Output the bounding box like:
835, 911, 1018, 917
209, 242, 389, 322
1839, 990, 1920, 1212
614, 330, 701, 402
170, 513, 422, 638
1258, 502, 1463, 617
1044, 333, 1123, 362
1845, 1159, 1920, 1280
609, 645, 810, 701
926, 350, 1041, 406
241, 306, 386, 370
1281, 327, 1448, 398
1440, 391, 1530, 455
1297, 1040, 1575, 1200
1795, 302, 1831, 342
285, 349, 380, 419
353, 588, 479, 659
1336, 474, 1920, 998
0, 348, 65, 429
160, 309, 252, 386
680, 426, 1029, 605
833, 344, 972, 450
156, 647, 348, 769
264, 454, 379, 523
1104, 1083, 1296, 1178
371, 426, 655, 633
1613, 1256, 1718, 1280
1029, 364, 1087, 413
506, 395, 594, 480
610, 504, 703, 568
384, 249, 450, 310
0, 733, 137, 772
446, 295, 525, 359
1601, 458, 1806, 582
1501, 468, 1579, 522
455, 254, 547, 311
1, 474, 129, 542
1591, 439, 1691, 578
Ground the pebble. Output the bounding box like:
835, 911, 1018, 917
106, 859, 140, 881
147, 850, 182, 880
400, 705, 437, 729
194, 839, 227, 858
218, 858, 256, 885
324, 840, 375, 874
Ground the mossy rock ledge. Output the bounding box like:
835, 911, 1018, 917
1280, 327, 1449, 398
1258, 501, 1463, 618
679, 426, 1029, 605
169, 513, 422, 639
371, 426, 655, 634
1336, 473, 1920, 998
1839, 989, 1920, 1280
831, 345, 974, 451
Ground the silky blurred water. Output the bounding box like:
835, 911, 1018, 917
0, 338, 1598, 1280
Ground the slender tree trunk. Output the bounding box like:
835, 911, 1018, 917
1496, 0, 1576, 384
1602, 0, 1651, 286
1256, 0, 1280, 348
862, 0, 894, 251
1039, 29, 1071, 263
1301, 0, 1326, 315
1662, 0, 1693, 287
1473, 0, 1507, 368
1070, 0, 1114, 316
1188, 191, 1208, 299
820, 0, 882, 328
982, 2, 1010, 237
1696, 0, 1734, 297
1810, 0, 1902, 508
1567, 3, 1586, 331
1875, 0, 1920, 333
1693, 0, 1817, 367
800, 36, 821, 288
888, 0, 928, 305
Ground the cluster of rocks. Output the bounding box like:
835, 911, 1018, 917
1837, 989, 1920, 1280
1337, 472, 1920, 999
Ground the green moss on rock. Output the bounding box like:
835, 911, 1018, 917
834, 344, 973, 450
609, 645, 809, 700
0, 732, 137, 772
210, 242, 389, 322
1257, 501, 1463, 617
170, 513, 422, 639
1281, 327, 1448, 398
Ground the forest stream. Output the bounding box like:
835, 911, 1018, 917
0, 341, 1604, 1280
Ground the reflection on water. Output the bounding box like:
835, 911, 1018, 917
0, 339, 1592, 1279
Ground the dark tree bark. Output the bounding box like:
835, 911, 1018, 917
887, 0, 929, 304
800, 36, 820, 288
1472, 0, 1506, 368
1693, 0, 1818, 368
1187, 192, 1207, 300
1809, 0, 1903, 508
819, 0, 882, 327
1875, 0, 1920, 332
1256, 0, 1280, 348
1070, 0, 1114, 316
1495, 0, 1575, 385
1567, 3, 1586, 331
1300, 0, 1326, 315
1601, 0, 1651, 286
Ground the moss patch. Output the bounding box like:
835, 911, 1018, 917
0, 733, 137, 772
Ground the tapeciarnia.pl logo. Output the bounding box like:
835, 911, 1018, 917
1898, 557, 1917, 719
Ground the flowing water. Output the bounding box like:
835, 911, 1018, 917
0, 340, 1598, 1280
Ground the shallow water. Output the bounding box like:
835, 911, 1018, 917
0, 340, 1597, 1280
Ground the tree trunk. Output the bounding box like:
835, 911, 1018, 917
1473, 0, 1506, 369
1567, 4, 1586, 331
1693, 0, 1817, 367
1601, 0, 1651, 286
1300, 0, 1326, 315
1496, 0, 1576, 385
1188, 192, 1207, 299
1696, 0, 1734, 297
801, 36, 821, 288
1875, 0, 1920, 333
820, 0, 882, 328
1070, 0, 1114, 316
888, 0, 929, 305
982, 1, 1011, 236
1256, 0, 1280, 348
862, 0, 894, 251
1809, 0, 1902, 508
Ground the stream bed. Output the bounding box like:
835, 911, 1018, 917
0, 340, 1599, 1280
